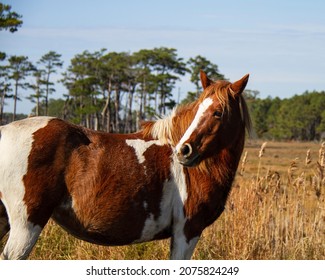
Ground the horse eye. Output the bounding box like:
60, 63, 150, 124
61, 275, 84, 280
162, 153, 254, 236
213, 110, 223, 118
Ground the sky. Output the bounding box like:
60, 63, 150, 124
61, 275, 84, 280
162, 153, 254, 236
1, 0, 325, 114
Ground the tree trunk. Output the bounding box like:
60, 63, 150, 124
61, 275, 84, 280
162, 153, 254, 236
63, 96, 70, 120
79, 95, 83, 126
101, 91, 111, 132
155, 90, 158, 116
101, 79, 112, 132
141, 76, 146, 121
13, 81, 18, 121
36, 95, 40, 116
86, 114, 90, 128
114, 86, 120, 133
126, 83, 135, 133
92, 93, 99, 131
123, 92, 129, 133
94, 113, 99, 130
0, 89, 5, 125
45, 71, 50, 116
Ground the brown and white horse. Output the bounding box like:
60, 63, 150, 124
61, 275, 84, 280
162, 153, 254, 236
0, 71, 251, 260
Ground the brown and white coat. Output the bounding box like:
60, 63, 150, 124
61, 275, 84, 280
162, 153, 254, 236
0, 71, 251, 259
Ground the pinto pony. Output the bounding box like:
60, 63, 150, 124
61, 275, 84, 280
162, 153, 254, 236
0, 71, 251, 260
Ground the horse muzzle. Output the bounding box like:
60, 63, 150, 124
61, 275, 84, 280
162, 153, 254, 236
176, 143, 201, 167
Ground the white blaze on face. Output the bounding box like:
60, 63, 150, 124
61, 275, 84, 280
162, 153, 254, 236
175, 97, 213, 153
126, 139, 163, 164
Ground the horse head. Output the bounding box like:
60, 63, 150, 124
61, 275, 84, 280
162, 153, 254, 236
175, 70, 251, 167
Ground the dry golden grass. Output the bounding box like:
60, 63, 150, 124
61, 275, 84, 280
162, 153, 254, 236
1, 141, 324, 259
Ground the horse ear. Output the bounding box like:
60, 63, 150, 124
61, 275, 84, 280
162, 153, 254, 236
230, 74, 249, 96
200, 70, 213, 89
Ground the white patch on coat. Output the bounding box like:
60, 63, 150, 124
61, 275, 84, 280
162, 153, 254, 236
175, 97, 213, 152
169, 154, 200, 259
0, 221, 42, 259
126, 139, 163, 164
170, 154, 188, 204
135, 179, 175, 242
0, 116, 54, 259
136, 154, 190, 256
171, 235, 199, 260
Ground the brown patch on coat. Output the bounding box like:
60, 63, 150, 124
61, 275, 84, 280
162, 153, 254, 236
20, 115, 173, 245
23, 119, 91, 227
23, 119, 174, 244
54, 132, 173, 245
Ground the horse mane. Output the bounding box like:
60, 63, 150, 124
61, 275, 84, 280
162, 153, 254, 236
238, 93, 252, 136
142, 80, 252, 146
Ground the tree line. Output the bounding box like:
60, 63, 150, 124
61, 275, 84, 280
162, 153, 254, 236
1, 3, 324, 141
246, 90, 325, 141
0, 48, 223, 132
1, 47, 325, 140
1, 45, 324, 141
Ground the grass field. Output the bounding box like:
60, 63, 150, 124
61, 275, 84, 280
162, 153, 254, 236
1, 141, 324, 259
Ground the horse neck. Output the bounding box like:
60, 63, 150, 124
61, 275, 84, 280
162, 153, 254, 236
182, 135, 245, 222
191, 127, 245, 189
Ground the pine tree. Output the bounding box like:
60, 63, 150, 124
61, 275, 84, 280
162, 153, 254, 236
187, 55, 224, 99
7, 56, 35, 121
0, 3, 23, 33
38, 51, 63, 115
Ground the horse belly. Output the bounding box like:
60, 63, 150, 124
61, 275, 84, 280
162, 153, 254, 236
52, 195, 173, 246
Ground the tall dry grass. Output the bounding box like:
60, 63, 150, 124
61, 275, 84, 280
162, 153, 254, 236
209, 141, 325, 260
1, 141, 324, 259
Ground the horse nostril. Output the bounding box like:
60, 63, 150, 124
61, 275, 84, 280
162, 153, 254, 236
180, 143, 192, 158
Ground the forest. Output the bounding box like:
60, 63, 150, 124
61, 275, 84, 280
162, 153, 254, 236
1, 47, 325, 141
1, 3, 325, 141
246, 90, 325, 140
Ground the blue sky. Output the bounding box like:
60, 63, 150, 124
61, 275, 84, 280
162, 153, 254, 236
1, 0, 325, 114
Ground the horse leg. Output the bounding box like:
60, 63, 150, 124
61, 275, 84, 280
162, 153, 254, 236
0, 192, 51, 260
0, 206, 43, 260
0, 205, 44, 260
170, 225, 200, 260
0, 183, 62, 260
0, 200, 10, 241
0, 226, 42, 260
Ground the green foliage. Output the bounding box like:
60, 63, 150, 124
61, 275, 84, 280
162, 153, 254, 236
7, 55, 35, 121
0, 3, 23, 33
37, 51, 63, 115
249, 97, 272, 137
59, 48, 188, 130
248, 91, 325, 141
1, 44, 325, 141
319, 111, 325, 134
185, 55, 225, 102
